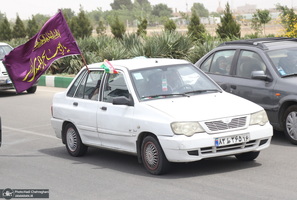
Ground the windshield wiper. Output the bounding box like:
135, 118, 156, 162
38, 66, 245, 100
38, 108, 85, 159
281, 73, 297, 78
142, 93, 189, 99
184, 89, 221, 95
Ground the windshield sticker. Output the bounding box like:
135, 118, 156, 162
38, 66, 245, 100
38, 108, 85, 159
133, 73, 143, 80
162, 78, 168, 91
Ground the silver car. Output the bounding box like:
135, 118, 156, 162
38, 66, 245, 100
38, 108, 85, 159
0, 42, 37, 93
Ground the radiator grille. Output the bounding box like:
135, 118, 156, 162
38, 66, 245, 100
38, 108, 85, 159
204, 116, 247, 132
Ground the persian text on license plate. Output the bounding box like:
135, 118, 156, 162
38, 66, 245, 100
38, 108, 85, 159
215, 134, 249, 147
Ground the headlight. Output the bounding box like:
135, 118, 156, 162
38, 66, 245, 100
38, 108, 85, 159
171, 122, 204, 136
250, 110, 269, 126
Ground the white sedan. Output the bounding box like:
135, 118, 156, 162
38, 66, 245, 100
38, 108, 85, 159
51, 58, 273, 175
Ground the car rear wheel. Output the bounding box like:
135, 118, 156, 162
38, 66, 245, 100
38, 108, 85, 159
64, 124, 88, 157
283, 105, 297, 145
235, 151, 260, 161
141, 136, 170, 175
26, 86, 37, 93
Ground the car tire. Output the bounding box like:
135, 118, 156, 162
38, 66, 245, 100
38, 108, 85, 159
283, 105, 297, 145
235, 151, 260, 161
141, 136, 170, 175
26, 86, 37, 94
64, 123, 88, 157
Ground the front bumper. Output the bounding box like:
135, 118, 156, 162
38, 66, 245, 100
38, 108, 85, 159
0, 78, 14, 90
158, 123, 273, 162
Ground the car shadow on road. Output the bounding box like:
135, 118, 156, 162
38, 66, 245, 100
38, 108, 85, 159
271, 130, 295, 147
0, 90, 28, 97
39, 145, 262, 178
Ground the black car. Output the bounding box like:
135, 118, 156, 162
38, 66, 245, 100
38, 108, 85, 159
195, 37, 297, 144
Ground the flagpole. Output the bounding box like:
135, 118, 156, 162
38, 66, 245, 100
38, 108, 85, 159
80, 53, 90, 73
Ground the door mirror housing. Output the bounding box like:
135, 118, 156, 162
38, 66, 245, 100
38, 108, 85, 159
251, 71, 272, 82
112, 94, 134, 106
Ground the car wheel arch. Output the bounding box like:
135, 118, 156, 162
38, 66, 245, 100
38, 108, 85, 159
62, 121, 74, 144
278, 101, 297, 129
136, 132, 159, 164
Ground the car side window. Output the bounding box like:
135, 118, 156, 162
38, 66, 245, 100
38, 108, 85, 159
85, 71, 104, 100
236, 50, 266, 78
67, 70, 104, 100
201, 50, 235, 75
102, 72, 129, 103
67, 70, 87, 97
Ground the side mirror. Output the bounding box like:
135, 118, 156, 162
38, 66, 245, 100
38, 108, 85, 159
112, 94, 134, 106
220, 83, 228, 91
251, 71, 272, 82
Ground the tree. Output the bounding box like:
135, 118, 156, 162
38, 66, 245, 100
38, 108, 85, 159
12, 15, 26, 39
276, 4, 297, 33
0, 12, 5, 21
251, 9, 271, 36
164, 19, 176, 32
187, 11, 206, 42
216, 3, 240, 39
152, 4, 172, 18
0, 16, 12, 41
137, 18, 148, 36
191, 3, 209, 18
61, 8, 75, 22
133, 0, 152, 15
134, 0, 150, 6
110, 14, 126, 39
110, 0, 133, 10
96, 20, 106, 36
32, 14, 50, 27
70, 7, 92, 39
27, 16, 39, 38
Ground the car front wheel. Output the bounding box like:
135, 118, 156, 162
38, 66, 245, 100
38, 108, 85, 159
283, 105, 297, 145
64, 124, 88, 157
141, 136, 170, 175
235, 151, 260, 161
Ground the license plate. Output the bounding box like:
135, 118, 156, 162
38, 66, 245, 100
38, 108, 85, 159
215, 134, 250, 147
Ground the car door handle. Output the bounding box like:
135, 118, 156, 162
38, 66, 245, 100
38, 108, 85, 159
231, 85, 237, 89
100, 106, 107, 111
73, 102, 78, 106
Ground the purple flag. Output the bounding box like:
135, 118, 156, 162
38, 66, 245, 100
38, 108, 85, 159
3, 10, 81, 93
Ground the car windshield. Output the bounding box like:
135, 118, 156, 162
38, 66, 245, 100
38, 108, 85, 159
130, 63, 221, 101
267, 48, 297, 77
0, 45, 13, 60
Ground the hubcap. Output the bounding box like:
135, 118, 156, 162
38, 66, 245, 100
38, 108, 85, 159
286, 111, 297, 140
66, 128, 77, 151
144, 142, 158, 170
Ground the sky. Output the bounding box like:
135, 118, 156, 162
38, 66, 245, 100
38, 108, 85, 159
1, 0, 296, 20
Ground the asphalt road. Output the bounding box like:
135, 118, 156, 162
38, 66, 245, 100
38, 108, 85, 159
0, 86, 297, 200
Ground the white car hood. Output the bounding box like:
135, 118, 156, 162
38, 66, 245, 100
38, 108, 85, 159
143, 92, 262, 121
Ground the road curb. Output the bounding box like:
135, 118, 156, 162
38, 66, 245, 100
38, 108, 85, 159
38, 75, 74, 88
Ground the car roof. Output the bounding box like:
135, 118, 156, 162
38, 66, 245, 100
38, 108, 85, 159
0, 42, 9, 46
219, 37, 297, 51
86, 58, 190, 71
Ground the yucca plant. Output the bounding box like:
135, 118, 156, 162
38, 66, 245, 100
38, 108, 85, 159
49, 55, 83, 74
143, 31, 193, 59
188, 33, 222, 63
99, 38, 130, 61
6, 38, 29, 48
